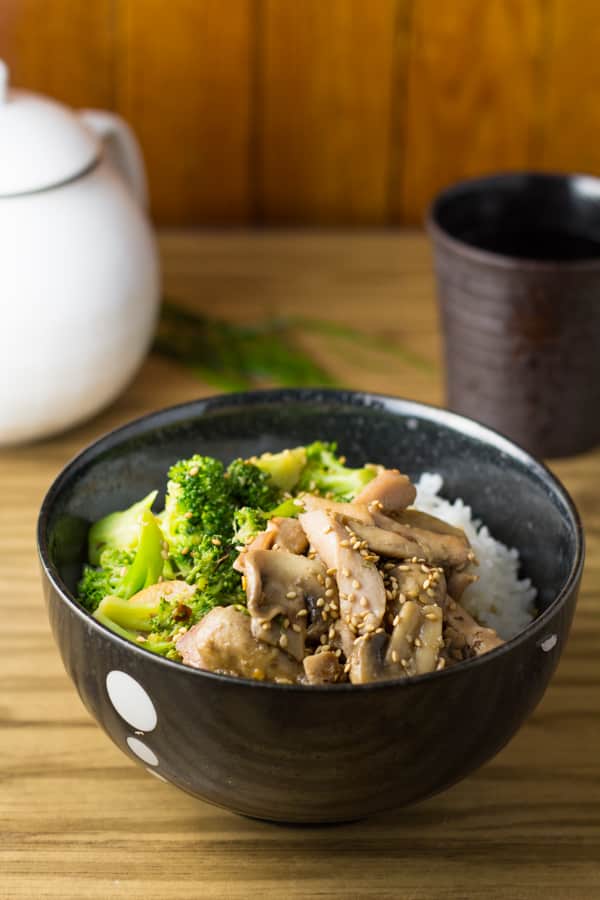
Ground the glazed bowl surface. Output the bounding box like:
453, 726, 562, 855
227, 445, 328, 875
38, 389, 583, 823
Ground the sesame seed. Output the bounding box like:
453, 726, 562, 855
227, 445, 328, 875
325, 576, 333, 588
279, 634, 288, 649
261, 622, 270, 630
326, 568, 337, 576
328, 626, 336, 640
242, 575, 247, 590
342, 568, 350, 577
286, 591, 297, 599
284, 618, 290, 628
359, 596, 369, 608
352, 579, 361, 589
414, 637, 422, 648
323, 526, 333, 535
392, 614, 400, 627
422, 578, 431, 590
391, 650, 399, 663
211, 537, 221, 546
340, 540, 350, 548
296, 609, 308, 618
320, 634, 327, 645
335, 649, 342, 658
292, 624, 302, 633
316, 597, 325, 608
321, 611, 328, 621
325, 588, 335, 598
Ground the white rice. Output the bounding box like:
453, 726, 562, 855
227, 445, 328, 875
414, 473, 537, 640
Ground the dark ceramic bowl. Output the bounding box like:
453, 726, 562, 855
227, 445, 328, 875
38, 389, 584, 823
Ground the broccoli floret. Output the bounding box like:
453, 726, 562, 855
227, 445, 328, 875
162, 455, 235, 542
226, 458, 280, 509
88, 490, 158, 565
296, 441, 376, 502
249, 446, 307, 492
78, 548, 133, 612
78, 509, 164, 610
165, 532, 243, 596
233, 507, 268, 546
233, 497, 302, 546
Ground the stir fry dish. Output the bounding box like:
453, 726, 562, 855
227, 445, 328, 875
78, 443, 507, 685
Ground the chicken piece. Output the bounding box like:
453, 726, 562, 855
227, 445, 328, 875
176, 606, 301, 683
299, 493, 374, 524
299, 509, 386, 635
330, 618, 356, 659
346, 519, 473, 570
383, 561, 447, 625
444, 600, 504, 660
234, 517, 309, 573
270, 516, 309, 554
303, 650, 344, 684
244, 549, 329, 661
447, 570, 478, 601
354, 468, 416, 513
130, 579, 195, 605
233, 529, 275, 572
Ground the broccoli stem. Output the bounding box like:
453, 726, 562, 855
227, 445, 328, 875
118, 509, 164, 599
95, 594, 159, 632
88, 491, 158, 566
93, 607, 140, 642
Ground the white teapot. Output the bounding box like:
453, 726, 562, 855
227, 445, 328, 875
0, 62, 160, 444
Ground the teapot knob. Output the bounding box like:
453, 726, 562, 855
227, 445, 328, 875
0, 60, 8, 104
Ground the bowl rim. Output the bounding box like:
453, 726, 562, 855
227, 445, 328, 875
37, 387, 585, 693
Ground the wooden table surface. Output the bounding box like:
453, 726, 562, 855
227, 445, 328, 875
1, 231, 599, 900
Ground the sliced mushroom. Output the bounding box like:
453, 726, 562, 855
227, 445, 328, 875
354, 468, 416, 513
376, 507, 467, 539
444, 600, 504, 660
244, 549, 329, 661
299, 509, 386, 635
176, 605, 301, 683
386, 599, 443, 677
348, 631, 391, 684
303, 650, 344, 684
346, 519, 474, 570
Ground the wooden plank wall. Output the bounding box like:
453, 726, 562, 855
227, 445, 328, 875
1, 0, 599, 226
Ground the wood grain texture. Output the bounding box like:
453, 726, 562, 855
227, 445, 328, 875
539, 0, 600, 173
0, 0, 114, 108
116, 0, 252, 224
400, 0, 544, 222
4, 1, 600, 224
1, 231, 599, 899
258, 0, 399, 223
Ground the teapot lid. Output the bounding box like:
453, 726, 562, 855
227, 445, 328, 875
0, 61, 100, 197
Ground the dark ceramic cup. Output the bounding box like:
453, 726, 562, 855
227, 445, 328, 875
38, 389, 584, 823
427, 172, 600, 458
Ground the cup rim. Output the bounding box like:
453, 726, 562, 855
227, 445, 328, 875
37, 388, 585, 693
426, 170, 600, 271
